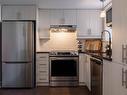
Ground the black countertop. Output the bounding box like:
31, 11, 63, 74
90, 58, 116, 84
79, 51, 112, 61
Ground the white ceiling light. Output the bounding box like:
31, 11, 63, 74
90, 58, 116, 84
100, 10, 106, 18
100, 0, 106, 18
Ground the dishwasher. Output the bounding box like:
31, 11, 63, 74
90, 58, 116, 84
90, 57, 103, 95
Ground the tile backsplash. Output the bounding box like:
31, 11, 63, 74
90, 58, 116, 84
38, 32, 78, 51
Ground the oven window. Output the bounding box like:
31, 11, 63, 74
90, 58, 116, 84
51, 60, 77, 76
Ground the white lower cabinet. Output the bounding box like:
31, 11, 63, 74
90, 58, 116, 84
85, 54, 91, 91
103, 60, 127, 95
111, 63, 127, 95
79, 53, 91, 90
79, 53, 86, 85
36, 53, 49, 86
103, 60, 113, 95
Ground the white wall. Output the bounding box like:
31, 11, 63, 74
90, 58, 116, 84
39, 32, 78, 51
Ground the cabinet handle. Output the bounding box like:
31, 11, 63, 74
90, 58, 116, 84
126, 45, 127, 64
122, 68, 125, 86
122, 45, 127, 64
122, 45, 124, 63
39, 71, 47, 73
39, 64, 47, 66
39, 57, 47, 58
39, 78, 46, 80
125, 70, 127, 88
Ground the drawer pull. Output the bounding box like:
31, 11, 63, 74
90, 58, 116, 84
39, 57, 47, 58
39, 78, 47, 80
39, 64, 47, 66
39, 71, 47, 73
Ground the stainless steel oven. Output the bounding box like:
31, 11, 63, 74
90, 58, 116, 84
49, 51, 79, 86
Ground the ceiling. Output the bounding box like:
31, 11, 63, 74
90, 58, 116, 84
1, 0, 112, 9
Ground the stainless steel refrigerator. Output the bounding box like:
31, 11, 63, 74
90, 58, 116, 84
1, 21, 35, 88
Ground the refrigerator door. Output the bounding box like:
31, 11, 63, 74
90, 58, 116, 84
2, 62, 33, 88
2, 21, 35, 88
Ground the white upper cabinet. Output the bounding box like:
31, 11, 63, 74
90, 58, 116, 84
77, 10, 89, 38
50, 9, 76, 25
38, 9, 50, 39
89, 11, 102, 36
2, 5, 36, 20
77, 10, 102, 39
64, 10, 76, 25
50, 10, 63, 25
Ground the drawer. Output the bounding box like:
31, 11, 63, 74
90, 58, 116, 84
37, 77, 49, 82
37, 66, 49, 71
36, 54, 49, 61
37, 71, 48, 76
37, 70, 48, 74
36, 60, 49, 66
37, 64, 48, 69
37, 74, 49, 82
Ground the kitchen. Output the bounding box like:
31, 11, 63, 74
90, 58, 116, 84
0, 0, 127, 95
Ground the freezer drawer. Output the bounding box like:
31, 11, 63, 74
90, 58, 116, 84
2, 62, 34, 88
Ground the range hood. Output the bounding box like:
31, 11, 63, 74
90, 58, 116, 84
50, 25, 77, 32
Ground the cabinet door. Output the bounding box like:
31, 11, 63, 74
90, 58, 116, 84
38, 10, 50, 39
77, 10, 102, 39
89, 10, 102, 37
36, 53, 49, 86
103, 60, 113, 95
64, 10, 76, 25
2, 5, 36, 20
112, 62, 127, 95
85, 54, 91, 90
79, 53, 86, 85
112, 0, 127, 64
50, 10, 63, 25
77, 10, 90, 38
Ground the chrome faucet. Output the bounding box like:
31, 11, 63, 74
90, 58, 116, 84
101, 30, 112, 58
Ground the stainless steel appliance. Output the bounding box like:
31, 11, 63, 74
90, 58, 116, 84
1, 21, 35, 88
0, 22, 2, 87
106, 7, 112, 27
90, 57, 103, 95
49, 51, 79, 86
50, 25, 77, 32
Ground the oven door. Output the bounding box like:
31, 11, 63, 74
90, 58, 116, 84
50, 57, 79, 86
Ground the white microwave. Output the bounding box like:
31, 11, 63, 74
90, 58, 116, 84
106, 7, 112, 27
